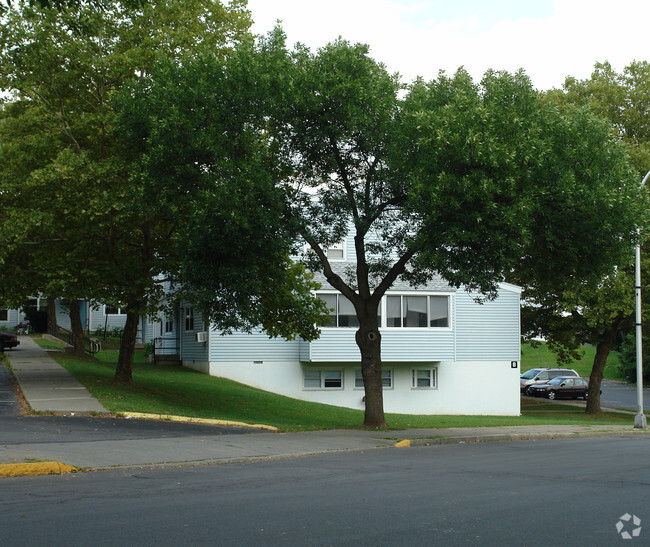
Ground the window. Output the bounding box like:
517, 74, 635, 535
355, 369, 392, 389
165, 317, 174, 333
0, 309, 8, 322
303, 369, 343, 389
386, 295, 449, 328
184, 308, 194, 331
105, 305, 121, 315
326, 241, 345, 260
319, 293, 380, 328
412, 368, 437, 389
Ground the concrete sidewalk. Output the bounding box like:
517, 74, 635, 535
6, 336, 108, 414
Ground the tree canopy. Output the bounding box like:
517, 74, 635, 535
0, 0, 253, 372
522, 60, 650, 412
123, 31, 645, 426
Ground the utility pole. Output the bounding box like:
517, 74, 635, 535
634, 171, 650, 429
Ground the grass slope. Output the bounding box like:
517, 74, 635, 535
33, 338, 637, 431
521, 342, 624, 380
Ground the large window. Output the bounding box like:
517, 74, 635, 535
0, 309, 8, 322
303, 369, 343, 389
355, 369, 392, 389
320, 294, 374, 328
105, 305, 122, 315
319, 293, 449, 329
386, 295, 449, 328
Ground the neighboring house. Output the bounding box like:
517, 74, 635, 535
176, 236, 522, 416
0, 307, 22, 330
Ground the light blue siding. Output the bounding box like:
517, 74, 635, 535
454, 288, 520, 360
208, 331, 300, 362
303, 328, 456, 362
87, 305, 128, 332
180, 310, 209, 362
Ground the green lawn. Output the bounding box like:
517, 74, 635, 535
521, 342, 624, 380
32, 338, 638, 432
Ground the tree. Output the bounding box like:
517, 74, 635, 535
0, 1, 251, 372
130, 32, 644, 427
523, 61, 650, 413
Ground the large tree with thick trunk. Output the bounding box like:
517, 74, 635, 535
131, 32, 643, 427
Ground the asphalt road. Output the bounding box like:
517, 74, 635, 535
0, 363, 260, 441
2, 435, 648, 546
600, 379, 650, 411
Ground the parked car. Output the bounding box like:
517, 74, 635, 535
0, 332, 20, 352
520, 367, 579, 395
528, 376, 593, 400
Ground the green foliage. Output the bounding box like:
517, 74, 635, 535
142, 341, 154, 357
617, 332, 650, 384
0, 0, 253, 378
114, 49, 329, 340
522, 60, 650, 379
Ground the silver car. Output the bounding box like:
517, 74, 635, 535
520, 367, 579, 395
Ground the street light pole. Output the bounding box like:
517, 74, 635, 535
634, 171, 650, 429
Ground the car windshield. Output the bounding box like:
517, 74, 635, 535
548, 377, 566, 385
521, 369, 542, 380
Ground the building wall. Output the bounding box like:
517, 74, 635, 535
199, 359, 520, 415
180, 283, 521, 416
455, 287, 520, 361
179, 305, 209, 363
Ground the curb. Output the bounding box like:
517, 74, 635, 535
394, 429, 650, 448
119, 412, 279, 432
0, 461, 79, 478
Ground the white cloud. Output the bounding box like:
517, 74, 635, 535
246, 0, 650, 90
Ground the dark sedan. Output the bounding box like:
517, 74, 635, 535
528, 376, 591, 400
0, 332, 20, 352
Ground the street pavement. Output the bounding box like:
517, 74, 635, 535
1, 336, 649, 475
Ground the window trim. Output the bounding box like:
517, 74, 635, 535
411, 367, 438, 390
383, 293, 452, 330
302, 368, 344, 390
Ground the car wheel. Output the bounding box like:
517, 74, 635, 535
524, 386, 532, 396
0, 341, 4, 353
547, 391, 556, 400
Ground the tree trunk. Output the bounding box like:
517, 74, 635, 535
46, 296, 57, 335
68, 300, 86, 356
356, 313, 387, 429
115, 309, 140, 384
585, 321, 622, 414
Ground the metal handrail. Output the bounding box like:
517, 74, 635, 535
152, 337, 180, 365
50, 325, 101, 355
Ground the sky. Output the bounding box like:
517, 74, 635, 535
246, 0, 650, 90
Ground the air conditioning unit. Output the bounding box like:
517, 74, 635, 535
195, 331, 208, 343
